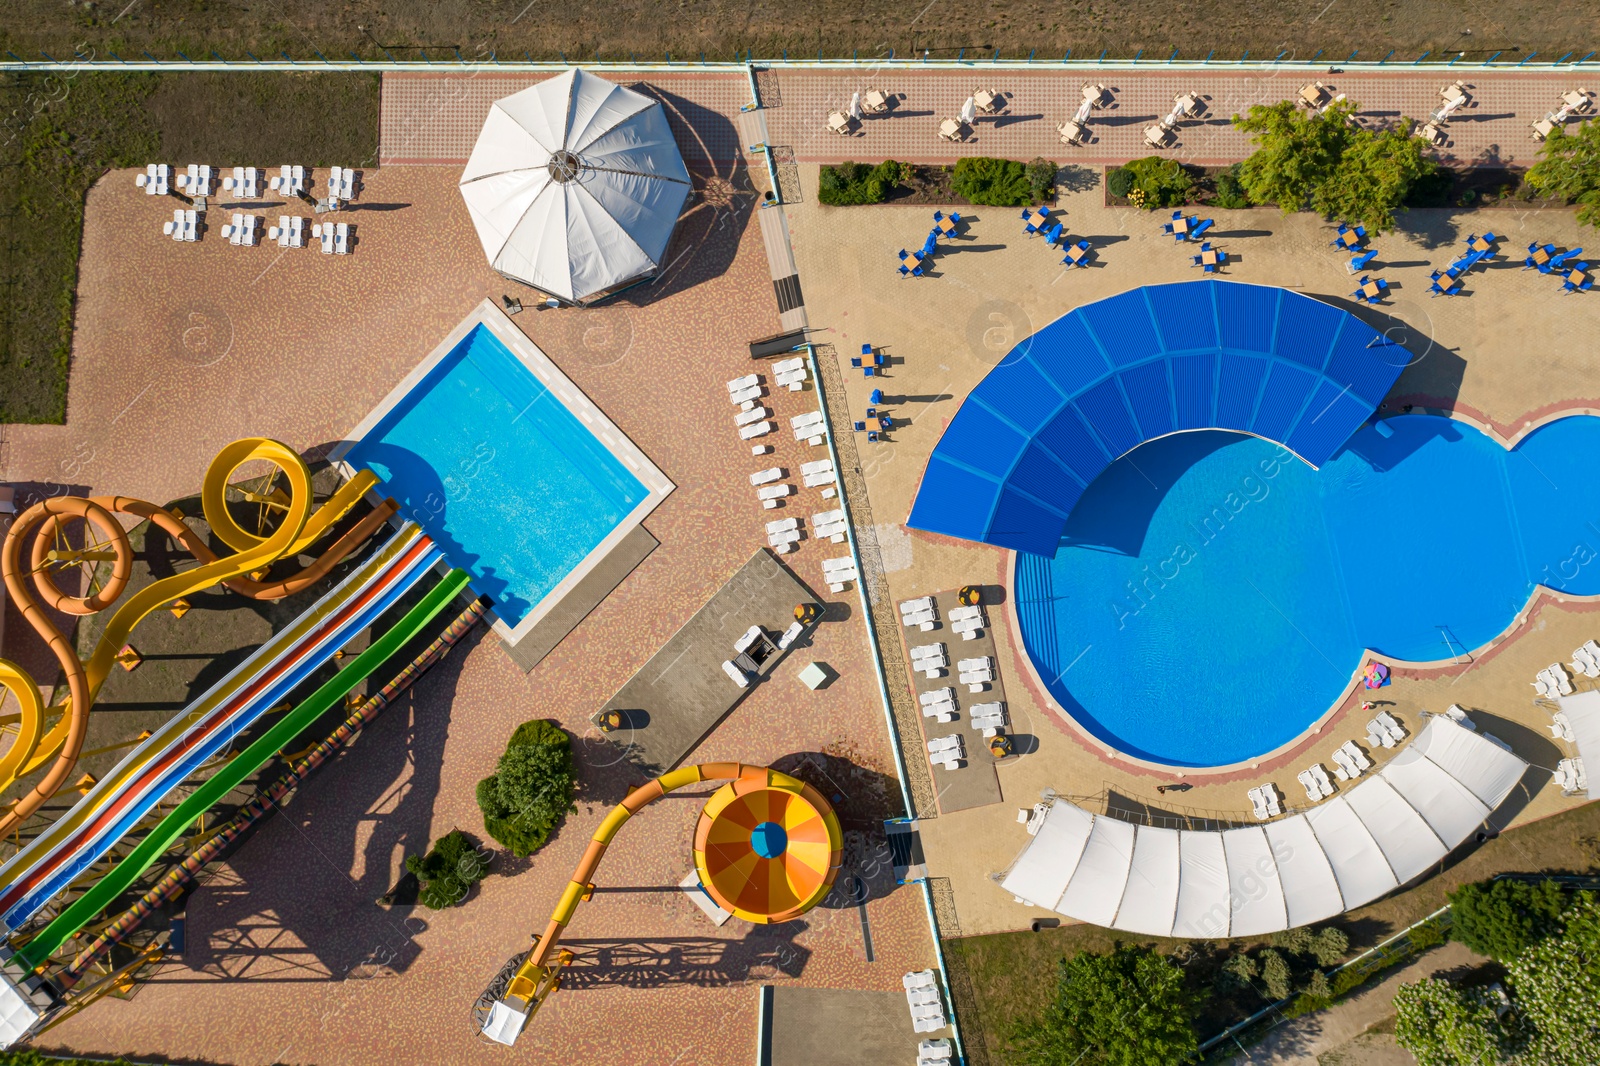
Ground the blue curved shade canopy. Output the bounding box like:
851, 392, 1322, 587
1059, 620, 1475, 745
907, 281, 1407, 556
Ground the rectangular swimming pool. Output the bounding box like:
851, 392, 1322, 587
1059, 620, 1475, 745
336, 304, 672, 638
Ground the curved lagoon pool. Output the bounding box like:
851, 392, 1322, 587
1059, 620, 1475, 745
1014, 414, 1600, 767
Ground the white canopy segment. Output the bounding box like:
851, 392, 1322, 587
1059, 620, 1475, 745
1558, 691, 1600, 800
458, 68, 693, 305
1000, 718, 1528, 934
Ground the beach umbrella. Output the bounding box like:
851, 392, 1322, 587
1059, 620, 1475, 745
959, 96, 978, 125
458, 68, 693, 305
849, 92, 863, 121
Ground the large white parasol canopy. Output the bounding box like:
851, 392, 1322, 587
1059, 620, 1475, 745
459, 69, 693, 304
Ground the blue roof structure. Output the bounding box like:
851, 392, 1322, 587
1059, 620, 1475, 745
907, 281, 1407, 556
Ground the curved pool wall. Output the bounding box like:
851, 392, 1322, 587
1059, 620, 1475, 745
1014, 414, 1600, 766
906, 280, 1407, 556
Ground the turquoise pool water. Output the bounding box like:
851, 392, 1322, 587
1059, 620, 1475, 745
1014, 415, 1600, 767
346, 325, 647, 626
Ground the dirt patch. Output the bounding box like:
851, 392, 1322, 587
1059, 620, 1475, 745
0, 2, 1591, 65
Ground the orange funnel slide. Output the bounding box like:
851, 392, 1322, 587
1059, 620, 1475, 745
693, 776, 842, 924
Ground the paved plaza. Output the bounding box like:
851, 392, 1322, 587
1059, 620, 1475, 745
2, 60, 1599, 1063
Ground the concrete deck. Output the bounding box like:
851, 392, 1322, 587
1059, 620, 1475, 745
771, 986, 924, 1065
596, 548, 823, 774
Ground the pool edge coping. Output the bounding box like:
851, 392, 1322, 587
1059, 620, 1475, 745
328, 297, 675, 645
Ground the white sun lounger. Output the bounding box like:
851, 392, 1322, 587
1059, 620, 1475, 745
904, 608, 937, 630
749, 467, 782, 486
803, 470, 837, 488
757, 484, 791, 501
910, 643, 947, 660
900, 596, 935, 617
1375, 710, 1405, 742
1248, 787, 1269, 820
1260, 784, 1282, 816
927, 735, 961, 753
919, 687, 956, 706
1297, 770, 1321, 802
923, 703, 957, 723
740, 421, 774, 440
1551, 712, 1576, 741
728, 373, 760, 392
721, 660, 749, 688
768, 529, 801, 547
920, 1038, 953, 1061
735, 407, 770, 428
766, 517, 798, 535
958, 657, 992, 673
949, 604, 985, 623
801, 459, 834, 475
904, 970, 938, 990
730, 384, 763, 405
773, 356, 804, 373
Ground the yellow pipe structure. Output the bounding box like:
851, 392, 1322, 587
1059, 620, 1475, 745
487, 763, 837, 1045
0, 439, 390, 839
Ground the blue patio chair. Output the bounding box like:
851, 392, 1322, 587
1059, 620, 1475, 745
866, 406, 877, 418
1024, 220, 1040, 235
1353, 224, 1367, 240
870, 388, 883, 404
1191, 218, 1214, 239
1038, 206, 1051, 219
911, 264, 924, 278
1190, 253, 1204, 267
1020, 208, 1032, 220
950, 212, 962, 224
1162, 222, 1175, 235
864, 366, 876, 377
898, 249, 909, 260
851, 356, 863, 367
1172, 210, 1184, 220
897, 265, 909, 277
868, 431, 879, 442
853, 421, 867, 432
1482, 231, 1497, 244
861, 343, 874, 356
1330, 224, 1349, 246
933, 210, 944, 222
879, 415, 893, 429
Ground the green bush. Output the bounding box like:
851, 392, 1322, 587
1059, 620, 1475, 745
1026, 157, 1059, 202
1409, 919, 1449, 952
1106, 166, 1135, 199
1450, 879, 1568, 962
1214, 950, 1259, 994
951, 157, 1034, 206
1011, 945, 1199, 1066
476, 719, 577, 858
1260, 948, 1294, 1000
404, 829, 489, 910
817, 160, 903, 205
1307, 927, 1350, 967
1214, 163, 1253, 208
1119, 156, 1195, 209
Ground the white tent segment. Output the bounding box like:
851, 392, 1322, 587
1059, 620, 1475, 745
1557, 690, 1600, 800
999, 717, 1527, 934
458, 68, 693, 305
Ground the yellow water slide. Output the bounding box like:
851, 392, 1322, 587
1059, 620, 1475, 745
0, 439, 391, 837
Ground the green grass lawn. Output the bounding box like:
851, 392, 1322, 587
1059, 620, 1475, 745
949, 799, 1600, 1064
0, 71, 377, 424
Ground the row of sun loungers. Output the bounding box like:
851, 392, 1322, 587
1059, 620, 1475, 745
1555, 757, 1588, 793
969, 701, 1007, 737
822, 555, 857, 593
1572, 640, 1600, 678
904, 971, 947, 1033
901, 595, 938, 632
766, 516, 800, 554
920, 686, 958, 723
1366, 710, 1406, 749
958, 655, 993, 693
1332, 740, 1372, 781
1248, 784, 1283, 820
813, 507, 848, 541
950, 603, 986, 639
772, 355, 809, 391
911, 642, 948, 678
918, 1037, 953, 1065
1534, 662, 1574, 699
926, 734, 965, 771
1297, 762, 1335, 801
1551, 712, 1576, 742
790, 410, 826, 445
162, 209, 199, 241
801, 458, 836, 489
220, 212, 260, 246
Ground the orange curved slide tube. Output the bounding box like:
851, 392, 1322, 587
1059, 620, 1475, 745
0, 439, 392, 838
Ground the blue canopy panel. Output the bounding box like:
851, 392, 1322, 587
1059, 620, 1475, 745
907, 281, 1404, 556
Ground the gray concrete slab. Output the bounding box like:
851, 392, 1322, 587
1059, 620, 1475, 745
898, 588, 1006, 813
498, 523, 659, 674
597, 548, 822, 774
770, 987, 924, 1066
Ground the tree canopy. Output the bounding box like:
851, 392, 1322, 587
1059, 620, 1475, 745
1232, 99, 1436, 232
476, 719, 577, 858
1394, 889, 1600, 1065
1449, 878, 1568, 962
1011, 945, 1199, 1066
404, 829, 489, 910
1527, 119, 1600, 228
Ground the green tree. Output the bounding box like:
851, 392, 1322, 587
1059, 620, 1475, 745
1214, 950, 1259, 994
1026, 157, 1059, 202
1307, 926, 1350, 967
1011, 945, 1199, 1066
1394, 978, 1509, 1066
1527, 119, 1600, 228
1106, 166, 1136, 199
1233, 100, 1356, 213
1313, 125, 1437, 232
1270, 927, 1314, 954
1119, 156, 1194, 209
1450, 879, 1568, 962
1505, 891, 1600, 1065
952, 157, 1034, 206
404, 829, 489, 910
476, 719, 577, 857
1259, 948, 1294, 1000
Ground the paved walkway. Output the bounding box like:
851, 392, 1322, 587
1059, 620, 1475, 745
1223, 941, 1487, 1064
758, 67, 1586, 167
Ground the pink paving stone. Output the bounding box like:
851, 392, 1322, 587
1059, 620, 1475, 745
13, 77, 938, 1066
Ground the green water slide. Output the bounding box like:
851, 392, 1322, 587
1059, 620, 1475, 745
15, 569, 473, 972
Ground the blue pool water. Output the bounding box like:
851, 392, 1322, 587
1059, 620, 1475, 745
345, 325, 647, 626
1014, 415, 1600, 766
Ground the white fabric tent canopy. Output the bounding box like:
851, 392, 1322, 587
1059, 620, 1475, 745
1557, 690, 1600, 800
1000, 717, 1527, 935
458, 68, 692, 304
